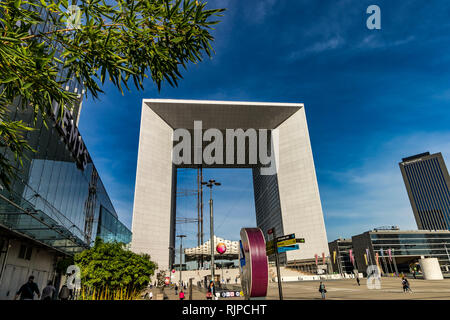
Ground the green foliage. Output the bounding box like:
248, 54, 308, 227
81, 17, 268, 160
55, 255, 74, 274
0, 0, 225, 189
74, 238, 156, 292
0, 117, 34, 188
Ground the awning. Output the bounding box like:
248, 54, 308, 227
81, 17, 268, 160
0, 188, 89, 255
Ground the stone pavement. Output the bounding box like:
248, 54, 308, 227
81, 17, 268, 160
266, 277, 450, 300
144, 278, 450, 300
145, 286, 244, 300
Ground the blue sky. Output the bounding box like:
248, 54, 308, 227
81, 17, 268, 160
78, 0, 450, 251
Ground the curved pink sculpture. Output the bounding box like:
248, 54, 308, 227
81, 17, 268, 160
216, 242, 227, 254
239, 228, 268, 298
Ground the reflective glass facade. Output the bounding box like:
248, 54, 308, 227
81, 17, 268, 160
370, 233, 450, 264
352, 230, 450, 274
399, 152, 450, 231
97, 206, 132, 244
252, 168, 286, 263
0, 3, 131, 252
0, 104, 131, 253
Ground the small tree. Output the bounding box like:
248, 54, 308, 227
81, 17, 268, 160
74, 238, 157, 293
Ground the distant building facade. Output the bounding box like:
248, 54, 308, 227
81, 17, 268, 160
352, 229, 450, 275
328, 238, 355, 274
399, 152, 450, 231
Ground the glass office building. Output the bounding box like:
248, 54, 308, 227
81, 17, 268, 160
352, 229, 450, 275
0, 101, 131, 300
399, 152, 450, 231
0, 4, 131, 299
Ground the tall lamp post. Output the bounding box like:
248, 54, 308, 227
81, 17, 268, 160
177, 235, 186, 285
202, 179, 221, 289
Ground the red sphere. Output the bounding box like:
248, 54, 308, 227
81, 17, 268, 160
216, 242, 227, 254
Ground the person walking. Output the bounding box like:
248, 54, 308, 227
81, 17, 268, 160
206, 281, 215, 300
401, 277, 410, 293
179, 290, 185, 300
15, 276, 40, 300
58, 284, 71, 301
404, 277, 412, 293
41, 280, 56, 300
174, 284, 178, 296
318, 282, 326, 300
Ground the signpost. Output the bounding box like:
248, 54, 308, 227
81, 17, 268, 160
276, 239, 296, 247
277, 244, 299, 253
268, 228, 283, 300
266, 230, 305, 300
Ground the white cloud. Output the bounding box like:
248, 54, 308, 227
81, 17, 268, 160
358, 34, 415, 49
287, 36, 345, 61
322, 130, 450, 240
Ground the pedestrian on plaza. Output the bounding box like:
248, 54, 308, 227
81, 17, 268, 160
404, 277, 412, 293
318, 282, 326, 300
41, 280, 56, 300
401, 277, 412, 293
179, 290, 185, 300
175, 284, 178, 296
15, 276, 40, 300
413, 270, 416, 279
149, 291, 153, 300
356, 276, 360, 286
207, 281, 215, 299
59, 284, 71, 301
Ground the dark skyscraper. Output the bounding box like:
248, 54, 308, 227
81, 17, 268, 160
399, 152, 450, 230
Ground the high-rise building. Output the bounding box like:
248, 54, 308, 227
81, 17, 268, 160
399, 152, 450, 231
132, 99, 329, 270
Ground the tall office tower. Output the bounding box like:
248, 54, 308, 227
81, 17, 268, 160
399, 152, 450, 230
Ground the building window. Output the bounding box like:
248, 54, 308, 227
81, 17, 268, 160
18, 244, 32, 260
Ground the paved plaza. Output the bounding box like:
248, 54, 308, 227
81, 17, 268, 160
148, 278, 450, 300
266, 278, 450, 300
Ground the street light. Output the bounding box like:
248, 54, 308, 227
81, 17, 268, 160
177, 235, 186, 286
201, 179, 221, 290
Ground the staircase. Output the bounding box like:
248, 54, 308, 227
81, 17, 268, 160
268, 266, 312, 282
